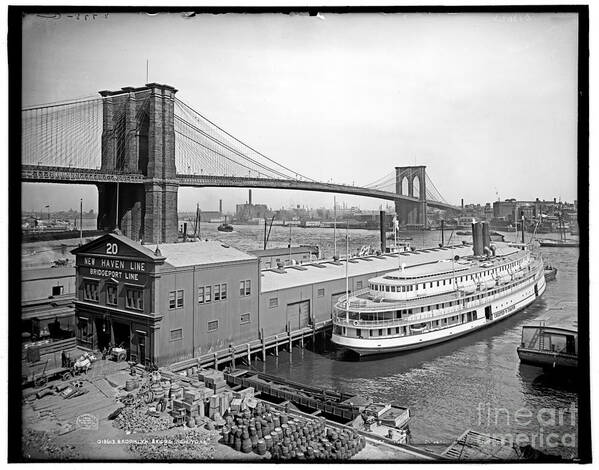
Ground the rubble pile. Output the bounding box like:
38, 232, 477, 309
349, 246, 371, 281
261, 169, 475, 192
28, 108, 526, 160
21, 429, 79, 460
113, 405, 175, 434
128, 428, 221, 460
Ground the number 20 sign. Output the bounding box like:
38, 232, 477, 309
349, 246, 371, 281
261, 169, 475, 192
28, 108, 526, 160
106, 243, 118, 255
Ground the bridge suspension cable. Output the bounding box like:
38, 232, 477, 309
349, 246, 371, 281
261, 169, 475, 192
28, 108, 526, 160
22, 98, 103, 170
174, 98, 317, 182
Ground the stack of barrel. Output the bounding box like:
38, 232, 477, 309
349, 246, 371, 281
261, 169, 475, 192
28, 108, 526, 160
220, 403, 366, 460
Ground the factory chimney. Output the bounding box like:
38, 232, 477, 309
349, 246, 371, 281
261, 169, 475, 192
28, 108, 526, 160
249, 189, 252, 205
219, 199, 223, 214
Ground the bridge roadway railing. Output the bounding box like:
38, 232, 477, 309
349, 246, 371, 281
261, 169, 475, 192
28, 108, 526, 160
21, 165, 146, 184
175, 173, 419, 202
20, 165, 460, 210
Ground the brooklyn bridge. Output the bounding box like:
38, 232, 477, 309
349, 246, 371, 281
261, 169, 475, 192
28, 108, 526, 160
21, 83, 461, 243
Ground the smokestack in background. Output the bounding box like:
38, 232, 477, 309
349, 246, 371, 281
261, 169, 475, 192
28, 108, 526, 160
249, 189, 252, 205
379, 210, 386, 253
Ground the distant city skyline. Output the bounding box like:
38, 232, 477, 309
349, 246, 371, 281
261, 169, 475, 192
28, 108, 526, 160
22, 12, 579, 212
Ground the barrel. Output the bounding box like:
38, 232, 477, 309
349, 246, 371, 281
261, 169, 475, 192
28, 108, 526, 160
170, 383, 183, 399
228, 427, 237, 446
264, 434, 273, 450
187, 417, 196, 428
234, 436, 242, 451
250, 433, 259, 447
280, 413, 288, 425
125, 378, 138, 391
256, 438, 266, 455
273, 415, 281, 428
241, 436, 252, 453
151, 382, 164, 401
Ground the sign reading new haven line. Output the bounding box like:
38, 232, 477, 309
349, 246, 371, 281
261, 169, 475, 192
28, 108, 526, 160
79, 256, 149, 282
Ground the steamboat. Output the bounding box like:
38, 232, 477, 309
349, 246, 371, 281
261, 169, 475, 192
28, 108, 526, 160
331, 221, 546, 356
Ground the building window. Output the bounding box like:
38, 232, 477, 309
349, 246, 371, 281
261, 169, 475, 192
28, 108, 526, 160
205, 286, 212, 303
52, 285, 64, 296
83, 280, 99, 302
221, 283, 227, 300
240, 280, 251, 296
317, 288, 325, 297
208, 320, 219, 332
169, 290, 184, 308
240, 313, 251, 324
198, 286, 204, 303
356, 281, 363, 289
126, 288, 144, 311
214, 284, 220, 302
106, 285, 117, 305
170, 328, 183, 341
269, 297, 278, 308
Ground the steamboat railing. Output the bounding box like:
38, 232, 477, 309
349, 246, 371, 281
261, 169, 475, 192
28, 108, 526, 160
333, 259, 544, 329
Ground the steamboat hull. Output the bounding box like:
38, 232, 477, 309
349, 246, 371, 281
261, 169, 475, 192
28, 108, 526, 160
333, 273, 546, 357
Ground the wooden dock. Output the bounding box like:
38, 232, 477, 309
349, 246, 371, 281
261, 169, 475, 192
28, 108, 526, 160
169, 320, 332, 373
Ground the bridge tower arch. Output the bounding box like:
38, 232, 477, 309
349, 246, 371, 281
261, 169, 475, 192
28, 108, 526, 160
97, 83, 179, 243
395, 165, 427, 228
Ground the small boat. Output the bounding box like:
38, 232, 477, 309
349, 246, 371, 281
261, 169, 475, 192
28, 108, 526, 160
217, 216, 234, 232
544, 265, 557, 281
539, 239, 578, 248
517, 323, 577, 370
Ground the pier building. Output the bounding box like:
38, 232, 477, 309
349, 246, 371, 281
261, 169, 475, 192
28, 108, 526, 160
71, 232, 481, 366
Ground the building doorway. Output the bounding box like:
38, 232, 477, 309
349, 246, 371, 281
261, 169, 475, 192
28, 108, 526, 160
286, 300, 310, 330
95, 318, 111, 352
112, 321, 131, 357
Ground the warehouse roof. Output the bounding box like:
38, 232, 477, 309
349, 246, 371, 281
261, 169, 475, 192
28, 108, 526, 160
260, 243, 518, 292
21, 266, 75, 282
249, 246, 319, 257
145, 240, 256, 267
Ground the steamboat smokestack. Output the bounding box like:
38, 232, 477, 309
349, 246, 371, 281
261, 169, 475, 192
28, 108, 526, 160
481, 221, 490, 251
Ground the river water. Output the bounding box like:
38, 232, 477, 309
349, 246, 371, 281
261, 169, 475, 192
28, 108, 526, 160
199, 222, 580, 459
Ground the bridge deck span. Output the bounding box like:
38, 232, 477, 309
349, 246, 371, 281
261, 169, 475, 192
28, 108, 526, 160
21, 165, 458, 210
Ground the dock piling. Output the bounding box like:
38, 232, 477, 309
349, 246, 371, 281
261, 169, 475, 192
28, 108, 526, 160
229, 346, 235, 369
247, 343, 251, 364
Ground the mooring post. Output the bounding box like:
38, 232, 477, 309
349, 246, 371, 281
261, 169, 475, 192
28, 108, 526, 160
275, 336, 279, 357
247, 343, 251, 364
229, 346, 235, 370
213, 352, 218, 369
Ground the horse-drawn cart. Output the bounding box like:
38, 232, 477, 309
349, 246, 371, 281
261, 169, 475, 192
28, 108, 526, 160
21, 360, 74, 388
21, 352, 96, 388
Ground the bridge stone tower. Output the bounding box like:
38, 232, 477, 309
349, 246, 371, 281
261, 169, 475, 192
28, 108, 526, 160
97, 83, 179, 243
395, 165, 427, 228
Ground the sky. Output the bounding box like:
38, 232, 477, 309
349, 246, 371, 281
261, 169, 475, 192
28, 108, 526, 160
21, 11, 579, 213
